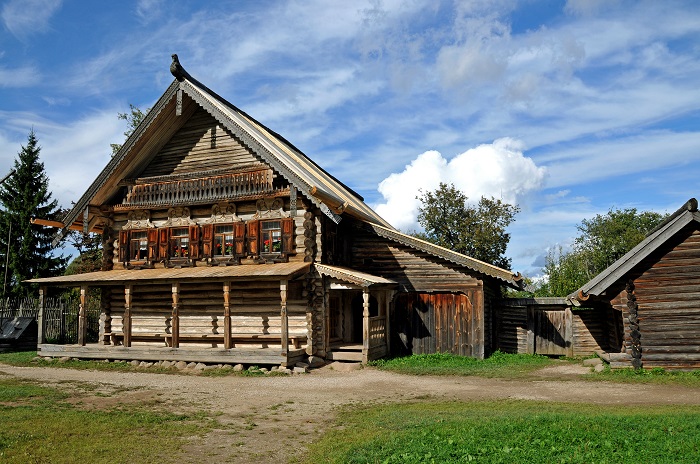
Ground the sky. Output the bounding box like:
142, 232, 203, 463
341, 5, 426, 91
1, 0, 699, 277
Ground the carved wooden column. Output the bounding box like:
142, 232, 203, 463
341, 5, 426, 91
223, 281, 231, 349
124, 285, 132, 347
78, 285, 88, 346
171, 282, 180, 348
362, 288, 370, 362
37, 286, 46, 345
280, 279, 289, 355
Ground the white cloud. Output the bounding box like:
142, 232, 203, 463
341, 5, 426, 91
1, 0, 62, 40
0, 65, 41, 87
374, 138, 547, 231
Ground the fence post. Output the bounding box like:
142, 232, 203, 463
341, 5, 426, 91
37, 288, 46, 345
78, 286, 88, 346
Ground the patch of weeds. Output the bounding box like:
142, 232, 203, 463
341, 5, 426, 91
589, 365, 700, 386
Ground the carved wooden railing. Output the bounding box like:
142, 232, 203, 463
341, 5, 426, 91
368, 316, 386, 348
119, 169, 281, 208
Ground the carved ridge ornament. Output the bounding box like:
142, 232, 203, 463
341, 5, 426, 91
123, 210, 154, 230
204, 202, 240, 224
163, 206, 196, 227
253, 197, 288, 219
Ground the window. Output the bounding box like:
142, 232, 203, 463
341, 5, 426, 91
170, 227, 189, 258
213, 224, 235, 257
261, 220, 282, 253
130, 230, 148, 261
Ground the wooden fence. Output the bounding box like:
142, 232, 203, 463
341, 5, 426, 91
0, 296, 100, 345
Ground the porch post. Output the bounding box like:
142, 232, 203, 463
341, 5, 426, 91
124, 285, 132, 347
362, 288, 370, 362
223, 281, 231, 349
78, 285, 88, 346
385, 290, 394, 354
37, 286, 46, 345
171, 282, 180, 348
280, 279, 288, 355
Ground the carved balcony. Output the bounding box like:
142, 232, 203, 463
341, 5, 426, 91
116, 169, 286, 209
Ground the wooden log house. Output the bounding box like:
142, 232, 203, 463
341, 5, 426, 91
28, 55, 522, 366
568, 198, 700, 369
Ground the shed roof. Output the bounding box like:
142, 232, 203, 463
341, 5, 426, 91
314, 264, 396, 288
570, 198, 699, 303
27, 262, 310, 287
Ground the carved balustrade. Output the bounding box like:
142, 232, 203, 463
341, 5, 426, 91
118, 169, 283, 208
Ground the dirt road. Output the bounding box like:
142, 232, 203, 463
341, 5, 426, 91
1, 362, 698, 463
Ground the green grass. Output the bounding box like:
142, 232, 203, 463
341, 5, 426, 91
304, 400, 700, 463
369, 351, 552, 378
0, 377, 210, 463
590, 365, 700, 386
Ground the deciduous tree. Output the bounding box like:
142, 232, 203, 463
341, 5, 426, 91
415, 182, 520, 269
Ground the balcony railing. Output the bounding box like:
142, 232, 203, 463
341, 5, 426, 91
118, 169, 282, 208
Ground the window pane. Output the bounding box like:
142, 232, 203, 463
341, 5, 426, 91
215, 225, 234, 234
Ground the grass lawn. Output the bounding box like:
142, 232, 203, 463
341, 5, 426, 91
304, 400, 700, 463
0, 377, 210, 463
369, 351, 553, 378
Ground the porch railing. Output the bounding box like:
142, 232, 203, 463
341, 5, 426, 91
368, 316, 386, 348
119, 169, 282, 208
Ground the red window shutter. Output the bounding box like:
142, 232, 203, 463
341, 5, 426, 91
119, 230, 130, 263
234, 222, 246, 257
147, 229, 158, 261
158, 228, 170, 260
246, 220, 259, 255
202, 224, 213, 257
281, 217, 295, 254
189, 225, 200, 259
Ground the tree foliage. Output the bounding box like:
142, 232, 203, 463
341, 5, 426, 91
0, 130, 68, 298
536, 207, 668, 297
415, 182, 520, 269
110, 104, 149, 155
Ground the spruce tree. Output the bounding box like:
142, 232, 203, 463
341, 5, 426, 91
0, 130, 67, 298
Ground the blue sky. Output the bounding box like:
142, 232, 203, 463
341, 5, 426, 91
1, 0, 699, 276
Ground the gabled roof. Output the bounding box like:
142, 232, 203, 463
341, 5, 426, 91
54, 55, 392, 245
570, 198, 699, 303
359, 221, 523, 287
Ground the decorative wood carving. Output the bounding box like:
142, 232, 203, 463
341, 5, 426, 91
204, 202, 240, 224
163, 206, 196, 227
254, 197, 288, 219
123, 210, 154, 230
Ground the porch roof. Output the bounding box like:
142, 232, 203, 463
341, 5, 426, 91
27, 262, 311, 287
314, 264, 396, 288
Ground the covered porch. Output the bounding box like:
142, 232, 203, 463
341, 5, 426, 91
29, 262, 311, 367
315, 264, 396, 363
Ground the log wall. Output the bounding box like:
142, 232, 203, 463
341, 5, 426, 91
609, 226, 700, 369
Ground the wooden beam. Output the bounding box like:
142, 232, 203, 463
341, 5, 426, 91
280, 280, 288, 356
78, 285, 88, 346
171, 282, 180, 348
37, 287, 46, 345
362, 288, 370, 362
31, 217, 103, 233
124, 285, 132, 347
223, 281, 231, 349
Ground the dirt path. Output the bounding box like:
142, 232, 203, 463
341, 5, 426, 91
1, 362, 699, 463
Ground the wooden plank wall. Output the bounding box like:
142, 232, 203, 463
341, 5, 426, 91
392, 291, 483, 358
348, 226, 482, 293
572, 310, 607, 356
141, 107, 263, 178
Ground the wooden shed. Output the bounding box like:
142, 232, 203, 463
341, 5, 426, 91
28, 55, 522, 366
570, 198, 700, 369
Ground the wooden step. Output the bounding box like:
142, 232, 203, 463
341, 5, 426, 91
327, 350, 363, 362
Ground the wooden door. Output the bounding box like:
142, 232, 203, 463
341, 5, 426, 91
529, 308, 572, 356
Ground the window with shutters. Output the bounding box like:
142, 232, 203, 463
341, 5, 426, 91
254, 218, 295, 258
261, 220, 282, 253
130, 230, 149, 261
214, 224, 235, 257
170, 227, 190, 258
